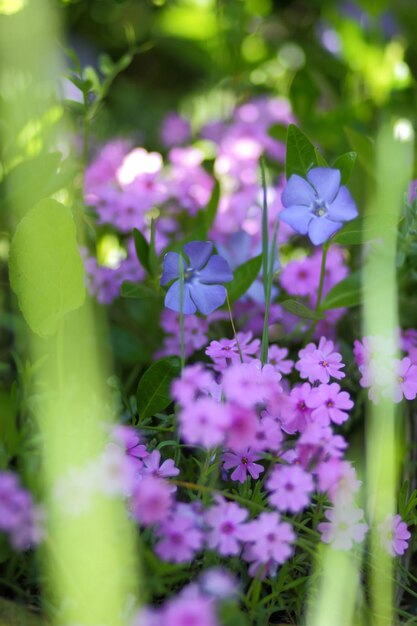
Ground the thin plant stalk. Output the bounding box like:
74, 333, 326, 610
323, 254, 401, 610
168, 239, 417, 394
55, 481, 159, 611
261, 220, 279, 365
226, 292, 244, 363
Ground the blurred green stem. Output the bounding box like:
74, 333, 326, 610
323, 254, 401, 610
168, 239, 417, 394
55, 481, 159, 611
306, 242, 329, 342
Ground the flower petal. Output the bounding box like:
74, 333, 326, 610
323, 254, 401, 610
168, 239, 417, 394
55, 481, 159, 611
161, 252, 180, 285
308, 217, 342, 246
327, 186, 358, 222
307, 168, 341, 203
198, 255, 233, 284
165, 280, 196, 314
183, 241, 213, 270
190, 283, 227, 315
281, 174, 316, 207
279, 206, 312, 235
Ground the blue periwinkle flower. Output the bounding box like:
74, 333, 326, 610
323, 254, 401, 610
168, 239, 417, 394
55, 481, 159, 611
279, 167, 358, 245
161, 241, 233, 315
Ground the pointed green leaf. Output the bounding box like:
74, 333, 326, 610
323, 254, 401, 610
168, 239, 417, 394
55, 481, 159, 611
281, 299, 324, 320
133, 228, 150, 273
315, 149, 329, 167
319, 272, 362, 310
333, 151, 357, 184
121, 282, 160, 299
227, 255, 262, 303
204, 179, 220, 231
344, 128, 374, 176
9, 199, 86, 337
136, 357, 181, 421
285, 124, 318, 179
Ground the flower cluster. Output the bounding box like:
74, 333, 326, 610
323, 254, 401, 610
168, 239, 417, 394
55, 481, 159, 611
0, 471, 44, 550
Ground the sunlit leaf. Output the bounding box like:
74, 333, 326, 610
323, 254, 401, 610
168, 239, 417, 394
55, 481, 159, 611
285, 124, 318, 179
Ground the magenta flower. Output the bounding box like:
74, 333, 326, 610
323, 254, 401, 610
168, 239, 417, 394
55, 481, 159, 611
205, 497, 248, 556
241, 511, 295, 565
142, 450, 180, 479
155, 509, 203, 563
316, 459, 361, 503
279, 167, 358, 245
160, 112, 191, 147
171, 364, 214, 406
378, 514, 411, 556
161, 241, 233, 315
130, 476, 172, 527
267, 465, 314, 513
284, 383, 314, 434
0, 471, 43, 550
162, 594, 218, 626
306, 383, 353, 425
200, 568, 239, 600
318, 506, 368, 550
205, 332, 260, 371
252, 414, 284, 453
268, 345, 294, 375
296, 337, 345, 383
223, 449, 264, 483
394, 357, 417, 402
222, 361, 282, 408
178, 397, 229, 448
225, 403, 259, 452
112, 424, 148, 467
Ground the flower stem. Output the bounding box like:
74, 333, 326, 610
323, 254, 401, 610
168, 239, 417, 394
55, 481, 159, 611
261, 220, 279, 365
226, 292, 244, 363
178, 254, 185, 369
306, 242, 329, 342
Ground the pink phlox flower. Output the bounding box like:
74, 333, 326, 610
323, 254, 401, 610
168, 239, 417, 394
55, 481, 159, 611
297, 423, 347, 468
280, 255, 318, 297
268, 344, 294, 375
284, 383, 314, 434
205, 497, 248, 556
179, 397, 230, 448
306, 383, 353, 425
378, 514, 411, 556
130, 476, 172, 527
155, 508, 203, 563
296, 337, 345, 383
252, 414, 284, 452
143, 450, 180, 479
241, 511, 295, 565
112, 425, 148, 466
224, 403, 259, 452
98, 443, 139, 497
223, 449, 264, 483
394, 357, 417, 402
161, 593, 218, 626
400, 328, 417, 353
199, 567, 239, 600
222, 361, 282, 408
266, 464, 314, 513
206, 332, 260, 371
171, 364, 215, 406
318, 505, 368, 550
316, 459, 361, 503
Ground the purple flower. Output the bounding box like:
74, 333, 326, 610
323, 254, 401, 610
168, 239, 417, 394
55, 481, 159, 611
160, 112, 191, 147
223, 449, 264, 483
241, 511, 295, 565
266, 465, 314, 513
179, 397, 230, 448
199, 568, 239, 600
161, 594, 218, 626
0, 471, 43, 550
306, 383, 353, 425
130, 476, 172, 526
268, 345, 294, 375
142, 450, 180, 479
161, 241, 233, 315
205, 497, 248, 556
280, 167, 358, 245
296, 337, 345, 383
155, 508, 203, 563
378, 514, 411, 556
318, 506, 368, 550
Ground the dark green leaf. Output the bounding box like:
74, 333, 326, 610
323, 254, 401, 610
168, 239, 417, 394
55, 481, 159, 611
281, 299, 324, 320
204, 179, 220, 231
333, 151, 357, 184
121, 282, 160, 299
148, 219, 160, 276
344, 128, 374, 176
268, 123, 288, 143
137, 357, 181, 421
227, 255, 262, 302
133, 228, 150, 273
319, 272, 362, 310
315, 149, 328, 167
285, 124, 318, 179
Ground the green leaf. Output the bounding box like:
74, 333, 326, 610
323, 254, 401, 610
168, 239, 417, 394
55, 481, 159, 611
344, 128, 374, 176
98, 53, 114, 76
121, 282, 160, 299
133, 228, 150, 273
204, 179, 220, 231
285, 124, 318, 179
1, 152, 62, 211
268, 123, 288, 143
148, 219, 160, 277
83, 66, 101, 94
319, 272, 362, 310
281, 299, 324, 320
9, 199, 86, 337
333, 151, 357, 184
136, 357, 181, 421
227, 255, 262, 303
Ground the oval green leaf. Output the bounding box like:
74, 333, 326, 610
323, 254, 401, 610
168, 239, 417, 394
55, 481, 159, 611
319, 272, 362, 310
136, 357, 181, 421
227, 255, 262, 303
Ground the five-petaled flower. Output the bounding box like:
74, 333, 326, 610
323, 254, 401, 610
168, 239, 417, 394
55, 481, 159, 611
161, 241, 233, 315
279, 167, 358, 245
